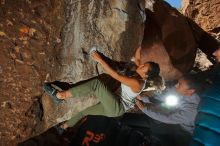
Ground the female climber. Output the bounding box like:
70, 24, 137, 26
43, 48, 160, 131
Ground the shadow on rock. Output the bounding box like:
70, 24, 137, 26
18, 127, 67, 146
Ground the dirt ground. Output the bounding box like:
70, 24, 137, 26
0, 0, 64, 145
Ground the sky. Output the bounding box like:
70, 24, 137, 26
164, 0, 182, 8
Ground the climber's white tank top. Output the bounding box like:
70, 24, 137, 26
119, 80, 146, 111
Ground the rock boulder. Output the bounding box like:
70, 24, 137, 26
182, 0, 220, 60
140, 0, 197, 80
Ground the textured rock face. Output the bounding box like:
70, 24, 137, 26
182, 0, 220, 39
181, 0, 220, 63
57, 0, 146, 83
0, 0, 65, 145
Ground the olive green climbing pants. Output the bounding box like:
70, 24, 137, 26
66, 78, 125, 127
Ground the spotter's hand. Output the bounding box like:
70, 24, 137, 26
91, 51, 103, 63
135, 100, 145, 111
136, 95, 142, 101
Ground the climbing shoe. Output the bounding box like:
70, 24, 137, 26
43, 83, 63, 104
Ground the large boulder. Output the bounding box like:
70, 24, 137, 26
55, 0, 204, 82
40, 0, 147, 137
140, 0, 197, 80
55, 0, 146, 83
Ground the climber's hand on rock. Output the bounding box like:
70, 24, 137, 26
91, 51, 103, 63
